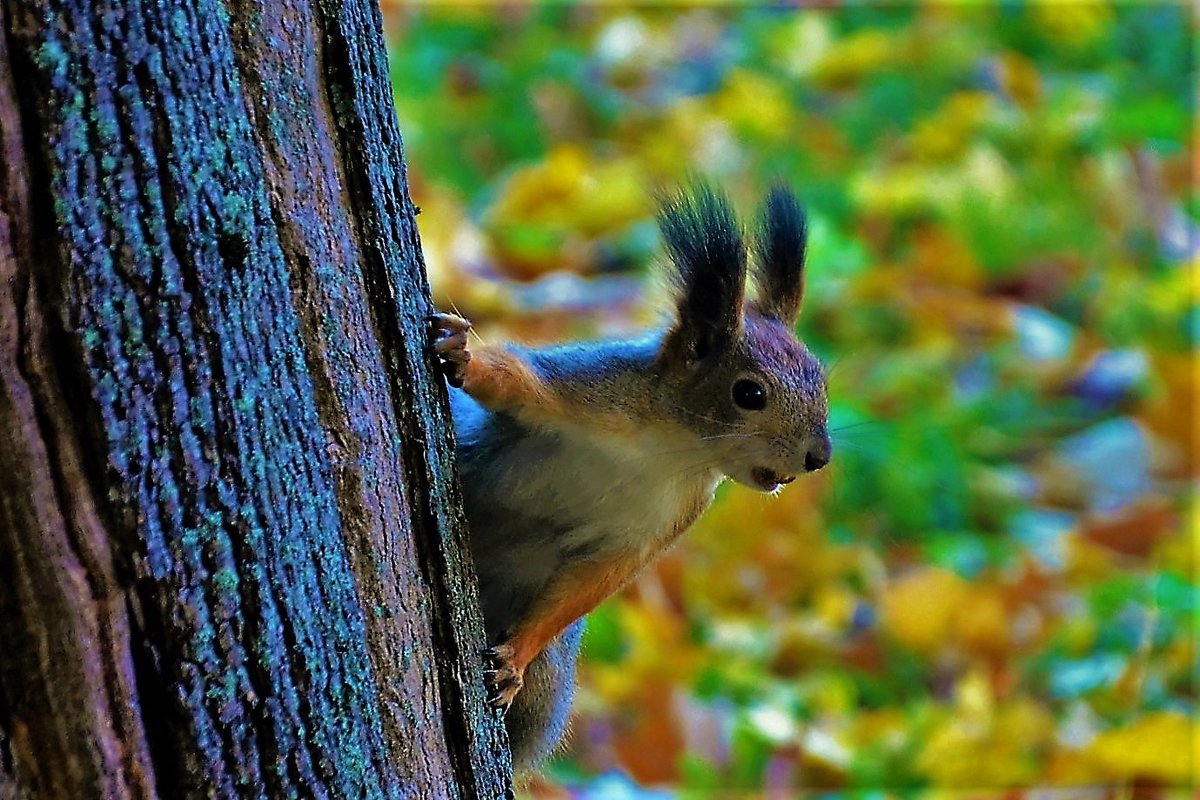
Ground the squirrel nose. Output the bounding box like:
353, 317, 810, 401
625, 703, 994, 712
803, 434, 832, 472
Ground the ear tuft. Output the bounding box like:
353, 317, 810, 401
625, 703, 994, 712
658, 183, 747, 362
752, 183, 808, 325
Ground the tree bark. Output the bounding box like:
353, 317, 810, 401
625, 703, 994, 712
0, 0, 510, 797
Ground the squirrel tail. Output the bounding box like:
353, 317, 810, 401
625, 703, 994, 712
505, 619, 586, 778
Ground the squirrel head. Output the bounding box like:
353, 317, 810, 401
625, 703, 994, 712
655, 183, 830, 492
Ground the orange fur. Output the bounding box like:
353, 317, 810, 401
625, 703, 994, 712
462, 345, 558, 412
504, 473, 712, 673
462, 344, 644, 434
504, 551, 647, 671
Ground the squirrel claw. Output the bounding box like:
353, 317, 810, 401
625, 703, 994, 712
482, 643, 524, 709
429, 312, 472, 334
429, 312, 472, 388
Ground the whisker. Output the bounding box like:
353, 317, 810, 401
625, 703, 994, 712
822, 351, 857, 385
829, 420, 882, 433
445, 298, 489, 345
823, 352, 848, 378
668, 404, 743, 429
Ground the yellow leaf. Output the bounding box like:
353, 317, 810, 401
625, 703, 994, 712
814, 584, 858, 631
996, 52, 1043, 109
808, 672, 858, 718
1029, 0, 1113, 49
714, 69, 795, 142
483, 147, 650, 279
955, 668, 994, 723
918, 695, 1052, 786
1046, 747, 1107, 784
879, 567, 967, 654
910, 92, 993, 162
851, 164, 955, 217
1086, 711, 1198, 783
1065, 533, 1120, 584
955, 585, 1011, 659
811, 29, 899, 88
908, 225, 985, 290
571, 159, 650, 237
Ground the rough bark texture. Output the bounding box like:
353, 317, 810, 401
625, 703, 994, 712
0, 0, 510, 797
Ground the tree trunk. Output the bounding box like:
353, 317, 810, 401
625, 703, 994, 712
0, 0, 510, 797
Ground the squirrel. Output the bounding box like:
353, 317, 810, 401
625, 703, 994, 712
428, 182, 831, 776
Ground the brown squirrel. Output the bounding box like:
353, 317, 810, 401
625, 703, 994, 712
429, 183, 831, 775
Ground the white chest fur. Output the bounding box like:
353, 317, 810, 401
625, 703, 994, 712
493, 420, 722, 559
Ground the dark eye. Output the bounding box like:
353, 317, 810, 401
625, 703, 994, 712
732, 378, 767, 411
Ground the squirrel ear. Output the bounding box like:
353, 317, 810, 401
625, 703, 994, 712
752, 183, 808, 326
658, 183, 747, 364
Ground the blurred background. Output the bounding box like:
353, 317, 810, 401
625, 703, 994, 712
381, 4, 1196, 797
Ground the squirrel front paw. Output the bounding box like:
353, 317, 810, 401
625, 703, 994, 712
429, 312, 472, 388
483, 642, 525, 709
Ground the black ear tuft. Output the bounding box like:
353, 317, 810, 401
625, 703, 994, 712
658, 183, 747, 363
752, 183, 808, 325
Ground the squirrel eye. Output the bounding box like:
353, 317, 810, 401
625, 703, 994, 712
732, 378, 767, 411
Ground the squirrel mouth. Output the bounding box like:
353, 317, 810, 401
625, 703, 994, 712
751, 467, 796, 492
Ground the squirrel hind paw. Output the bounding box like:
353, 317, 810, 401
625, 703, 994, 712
484, 643, 525, 709
429, 312, 472, 387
